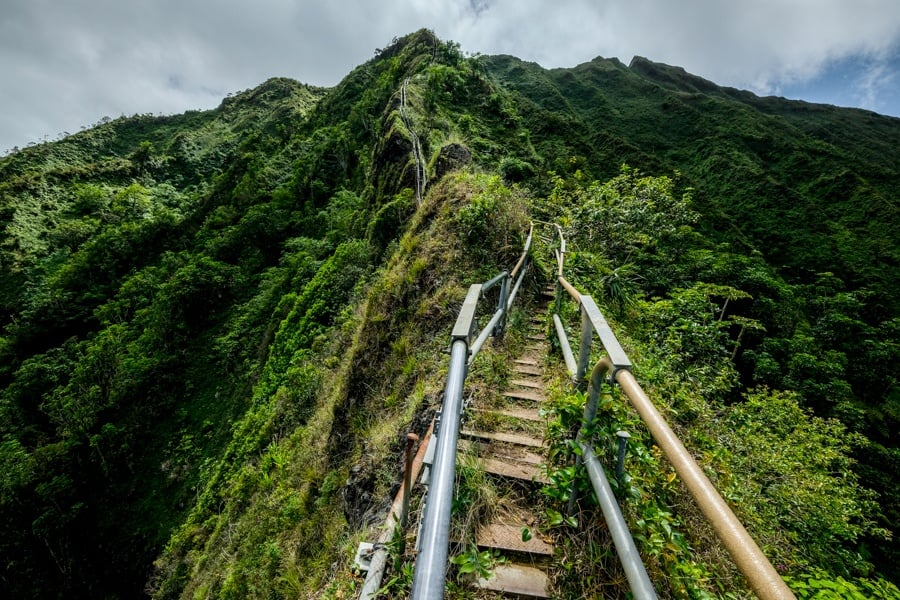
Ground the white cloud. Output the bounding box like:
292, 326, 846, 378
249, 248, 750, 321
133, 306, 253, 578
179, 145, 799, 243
2, 0, 900, 152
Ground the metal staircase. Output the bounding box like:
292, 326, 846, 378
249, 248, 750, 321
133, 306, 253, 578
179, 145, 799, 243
356, 223, 795, 600
457, 291, 557, 598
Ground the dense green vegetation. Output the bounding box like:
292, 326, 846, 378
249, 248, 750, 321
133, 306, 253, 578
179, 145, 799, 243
1, 29, 898, 598
536, 171, 897, 598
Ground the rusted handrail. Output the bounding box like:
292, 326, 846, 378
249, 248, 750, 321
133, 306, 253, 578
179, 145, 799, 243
550, 224, 795, 600
555, 257, 582, 303
359, 424, 432, 600
615, 370, 793, 599
510, 223, 534, 280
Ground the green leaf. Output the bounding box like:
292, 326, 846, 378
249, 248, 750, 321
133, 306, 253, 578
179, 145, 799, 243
546, 508, 564, 527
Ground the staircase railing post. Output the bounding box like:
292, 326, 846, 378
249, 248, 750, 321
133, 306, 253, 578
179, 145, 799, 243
616, 430, 631, 491
568, 357, 612, 516
495, 274, 509, 338
575, 303, 593, 385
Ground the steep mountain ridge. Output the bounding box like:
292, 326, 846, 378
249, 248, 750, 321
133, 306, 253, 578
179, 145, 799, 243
1, 29, 898, 598
484, 52, 899, 308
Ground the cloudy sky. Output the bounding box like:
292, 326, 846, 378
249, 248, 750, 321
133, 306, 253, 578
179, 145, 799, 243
2, 0, 900, 153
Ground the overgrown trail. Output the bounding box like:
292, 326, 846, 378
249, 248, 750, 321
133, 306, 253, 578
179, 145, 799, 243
452, 284, 560, 598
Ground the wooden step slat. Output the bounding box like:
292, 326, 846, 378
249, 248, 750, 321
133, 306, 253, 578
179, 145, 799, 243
479, 456, 547, 483
461, 429, 545, 448
471, 406, 543, 422
509, 378, 543, 390
513, 364, 542, 376
502, 389, 545, 403
459, 439, 545, 466
487, 447, 545, 466
475, 563, 550, 598
513, 358, 539, 366
477, 523, 553, 556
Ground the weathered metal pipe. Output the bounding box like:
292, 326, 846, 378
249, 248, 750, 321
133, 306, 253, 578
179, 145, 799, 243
552, 313, 577, 377
410, 340, 469, 600
581, 441, 658, 600
481, 270, 508, 293
506, 258, 528, 310
510, 223, 533, 279
469, 308, 504, 362
580, 296, 631, 370
495, 275, 509, 338
575, 304, 594, 383
568, 357, 613, 516
558, 276, 581, 302
615, 370, 796, 600
616, 430, 631, 486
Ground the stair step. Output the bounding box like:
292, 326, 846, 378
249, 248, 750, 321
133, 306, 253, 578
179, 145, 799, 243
513, 365, 542, 376
477, 523, 553, 556
509, 378, 543, 390
461, 430, 545, 448
502, 389, 545, 403
513, 358, 539, 366
478, 456, 547, 483
475, 563, 550, 598
459, 439, 545, 466
490, 446, 545, 466
458, 435, 547, 481
471, 406, 543, 422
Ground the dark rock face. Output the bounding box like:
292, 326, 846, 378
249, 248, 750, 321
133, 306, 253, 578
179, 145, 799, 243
342, 461, 377, 528
433, 143, 472, 180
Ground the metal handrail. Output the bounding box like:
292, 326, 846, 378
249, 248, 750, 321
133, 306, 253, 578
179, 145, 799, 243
550, 225, 795, 600
582, 443, 657, 600
510, 223, 534, 280
573, 356, 658, 599
410, 225, 532, 600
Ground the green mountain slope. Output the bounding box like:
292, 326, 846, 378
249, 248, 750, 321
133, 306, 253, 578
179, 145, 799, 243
1, 30, 898, 598
484, 53, 900, 310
